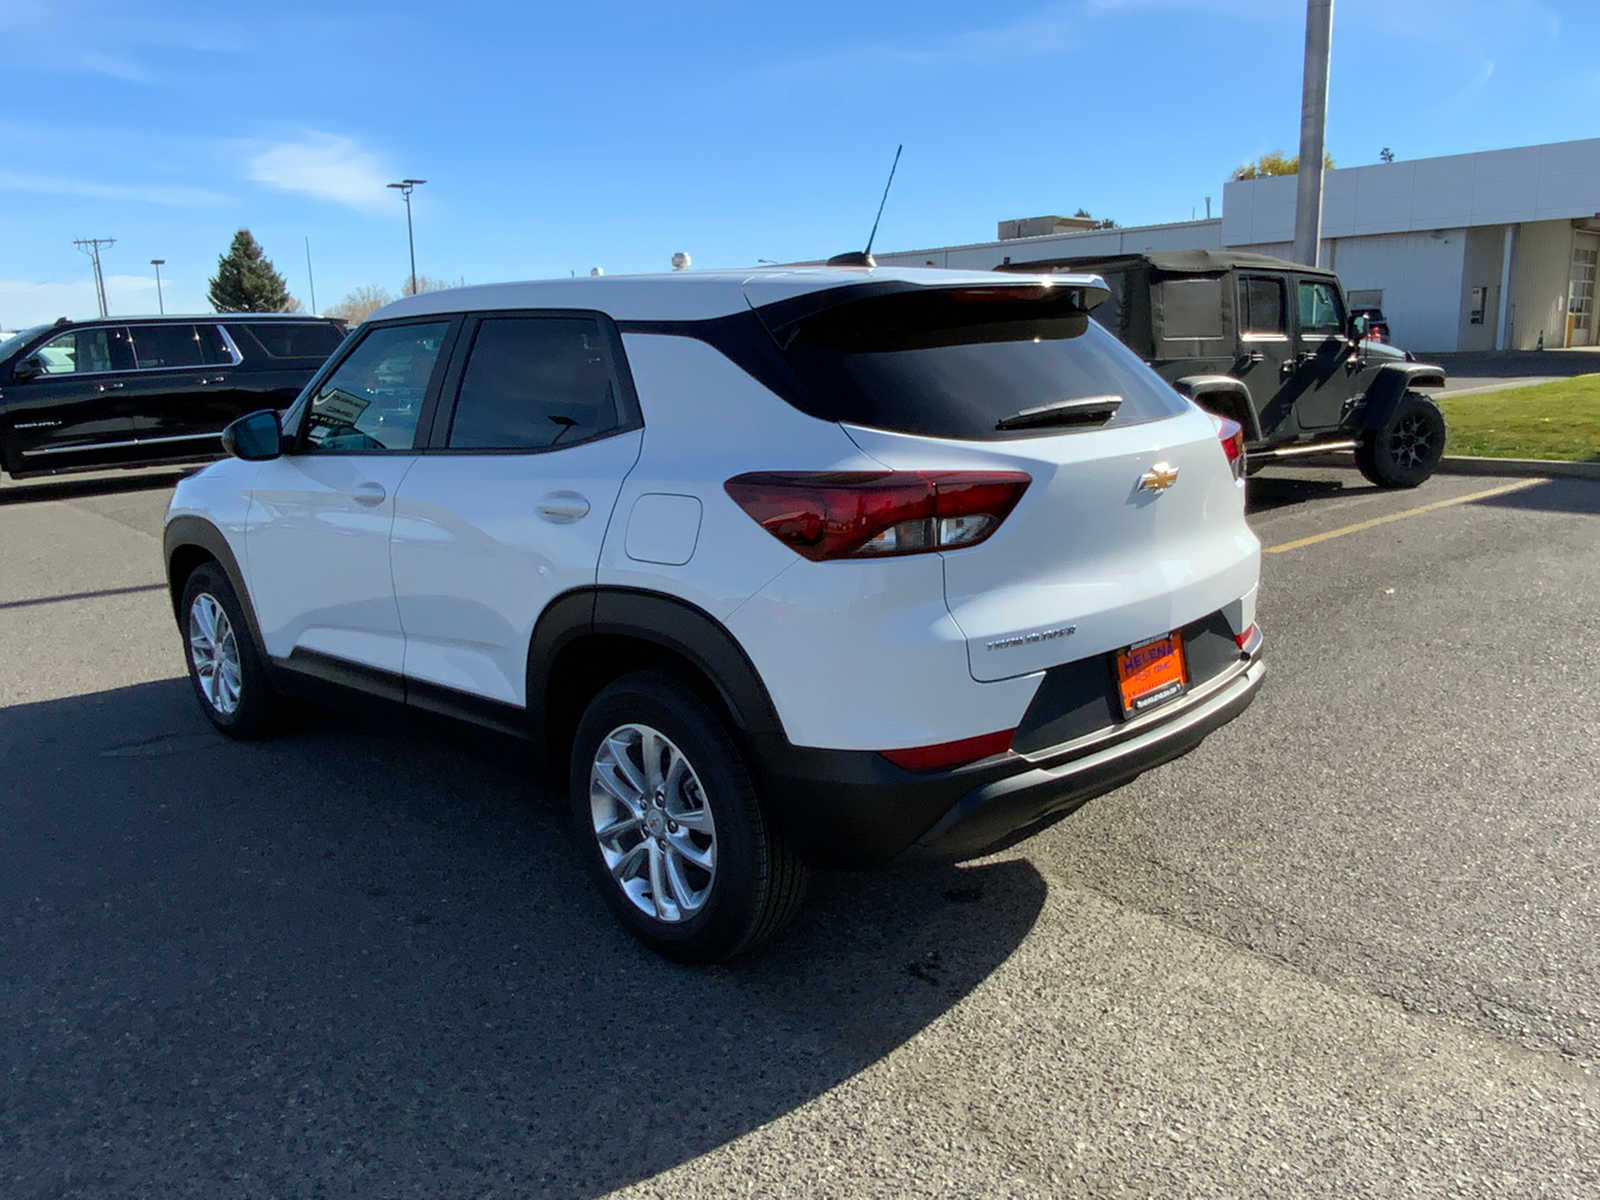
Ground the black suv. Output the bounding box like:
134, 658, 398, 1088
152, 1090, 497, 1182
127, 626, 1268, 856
999, 250, 1448, 488
0, 314, 346, 479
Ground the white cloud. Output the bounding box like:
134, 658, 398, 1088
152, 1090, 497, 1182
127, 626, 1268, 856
0, 274, 167, 330
243, 132, 397, 214
0, 170, 229, 207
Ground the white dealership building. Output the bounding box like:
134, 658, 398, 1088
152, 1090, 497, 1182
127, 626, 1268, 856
872, 137, 1600, 353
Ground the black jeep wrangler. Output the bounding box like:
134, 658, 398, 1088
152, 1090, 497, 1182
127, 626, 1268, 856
999, 250, 1448, 488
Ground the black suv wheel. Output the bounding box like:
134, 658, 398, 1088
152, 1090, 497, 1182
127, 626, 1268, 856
569, 671, 808, 962
1356, 391, 1446, 488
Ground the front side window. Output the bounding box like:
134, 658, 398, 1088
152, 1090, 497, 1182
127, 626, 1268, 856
1297, 279, 1345, 337
1239, 277, 1286, 336
34, 326, 134, 374
302, 322, 449, 453
447, 316, 621, 450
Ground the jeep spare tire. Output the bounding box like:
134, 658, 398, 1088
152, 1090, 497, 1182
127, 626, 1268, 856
1356, 391, 1446, 489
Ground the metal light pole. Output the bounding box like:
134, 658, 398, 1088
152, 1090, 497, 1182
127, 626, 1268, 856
387, 178, 427, 295
150, 259, 166, 314
1293, 0, 1334, 268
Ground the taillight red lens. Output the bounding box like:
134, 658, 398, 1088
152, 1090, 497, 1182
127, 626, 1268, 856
879, 728, 1015, 772
1210, 414, 1246, 481
724, 470, 1030, 561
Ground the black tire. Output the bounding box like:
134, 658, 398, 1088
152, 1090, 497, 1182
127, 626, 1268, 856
569, 671, 808, 962
178, 562, 280, 738
1356, 391, 1446, 488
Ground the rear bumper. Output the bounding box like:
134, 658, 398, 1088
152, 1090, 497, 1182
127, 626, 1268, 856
751, 649, 1263, 867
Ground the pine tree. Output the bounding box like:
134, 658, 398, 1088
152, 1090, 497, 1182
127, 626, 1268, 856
207, 229, 291, 313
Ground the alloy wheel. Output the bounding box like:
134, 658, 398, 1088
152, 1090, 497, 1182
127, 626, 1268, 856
188, 592, 242, 716
589, 723, 717, 923
1390, 411, 1437, 471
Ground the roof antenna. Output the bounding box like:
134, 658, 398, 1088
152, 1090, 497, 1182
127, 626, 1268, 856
828, 144, 901, 268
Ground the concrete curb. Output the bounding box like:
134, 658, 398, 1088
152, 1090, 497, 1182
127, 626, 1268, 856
1434, 456, 1600, 480
1266, 451, 1600, 480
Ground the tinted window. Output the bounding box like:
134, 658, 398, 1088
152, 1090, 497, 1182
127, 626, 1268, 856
128, 324, 211, 369
34, 326, 134, 374
1298, 279, 1344, 336
1240, 277, 1286, 335
1159, 278, 1224, 339
241, 321, 343, 359
303, 322, 449, 453
196, 325, 236, 364
1, 324, 48, 363
447, 317, 620, 450
767, 286, 1188, 441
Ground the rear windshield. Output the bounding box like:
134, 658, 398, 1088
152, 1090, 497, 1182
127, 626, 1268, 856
763, 287, 1188, 441
235, 321, 344, 360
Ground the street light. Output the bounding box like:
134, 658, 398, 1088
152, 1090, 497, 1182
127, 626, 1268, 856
387, 178, 427, 296
150, 258, 166, 314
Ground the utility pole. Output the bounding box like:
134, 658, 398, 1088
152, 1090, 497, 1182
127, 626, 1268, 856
150, 259, 166, 313
386, 178, 426, 296
73, 237, 115, 317
1293, 0, 1334, 268
304, 236, 318, 315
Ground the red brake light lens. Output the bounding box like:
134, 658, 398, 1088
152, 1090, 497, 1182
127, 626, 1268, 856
724, 470, 1031, 561
1209, 414, 1246, 481
879, 728, 1015, 772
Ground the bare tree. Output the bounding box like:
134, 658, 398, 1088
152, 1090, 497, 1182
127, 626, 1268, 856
325, 284, 393, 326
401, 274, 465, 296
281, 294, 305, 313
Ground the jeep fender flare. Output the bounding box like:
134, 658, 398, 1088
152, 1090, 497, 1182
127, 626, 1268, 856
1356, 363, 1447, 433
1172, 374, 1262, 442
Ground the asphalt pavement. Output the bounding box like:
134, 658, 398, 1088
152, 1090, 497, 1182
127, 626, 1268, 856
2, 464, 1597, 1198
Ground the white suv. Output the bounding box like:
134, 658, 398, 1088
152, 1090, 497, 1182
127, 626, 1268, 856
163, 267, 1264, 960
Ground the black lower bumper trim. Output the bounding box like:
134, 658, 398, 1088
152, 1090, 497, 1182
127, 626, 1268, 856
750, 656, 1263, 868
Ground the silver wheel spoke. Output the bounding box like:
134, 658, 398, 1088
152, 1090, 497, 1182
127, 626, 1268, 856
605, 735, 648, 796
667, 832, 714, 871
593, 759, 644, 816
639, 728, 665, 788
663, 850, 697, 912
595, 813, 641, 841
646, 841, 668, 919
609, 841, 648, 883
670, 805, 714, 835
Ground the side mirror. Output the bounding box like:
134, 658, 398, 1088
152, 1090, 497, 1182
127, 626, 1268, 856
11, 355, 42, 383
221, 409, 284, 461
1348, 314, 1370, 340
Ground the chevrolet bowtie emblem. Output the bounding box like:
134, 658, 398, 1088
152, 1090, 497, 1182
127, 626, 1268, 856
1138, 462, 1180, 493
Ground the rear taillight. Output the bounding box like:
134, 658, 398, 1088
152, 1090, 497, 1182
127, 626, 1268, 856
1234, 624, 1263, 655
1209, 414, 1246, 482
724, 470, 1031, 561
879, 728, 1015, 772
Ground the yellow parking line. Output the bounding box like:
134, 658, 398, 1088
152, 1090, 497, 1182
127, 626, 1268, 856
1264, 478, 1543, 554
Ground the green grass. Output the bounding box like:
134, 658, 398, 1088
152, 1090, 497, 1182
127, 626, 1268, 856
1438, 374, 1600, 462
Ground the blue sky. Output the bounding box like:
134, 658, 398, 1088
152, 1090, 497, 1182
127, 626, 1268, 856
2, 0, 1594, 327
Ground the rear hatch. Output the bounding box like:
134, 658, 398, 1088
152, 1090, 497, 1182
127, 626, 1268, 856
746, 276, 1260, 682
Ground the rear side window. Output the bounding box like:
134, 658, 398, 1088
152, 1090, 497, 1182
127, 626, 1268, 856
128, 324, 212, 369
239, 321, 343, 359
764, 286, 1188, 441
446, 316, 622, 451
1240, 277, 1286, 335
1297, 279, 1345, 337
1158, 278, 1224, 339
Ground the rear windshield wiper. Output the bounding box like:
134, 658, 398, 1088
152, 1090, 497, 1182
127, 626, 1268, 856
994, 395, 1122, 431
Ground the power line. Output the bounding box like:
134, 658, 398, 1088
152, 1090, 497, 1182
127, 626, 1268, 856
73, 237, 116, 317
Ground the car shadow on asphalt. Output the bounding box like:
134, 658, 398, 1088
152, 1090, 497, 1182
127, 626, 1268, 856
1, 678, 1047, 1198
0, 469, 188, 506
1245, 472, 1353, 513
1470, 476, 1600, 516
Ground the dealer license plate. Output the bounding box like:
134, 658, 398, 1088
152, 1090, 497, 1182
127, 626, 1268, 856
1115, 632, 1189, 715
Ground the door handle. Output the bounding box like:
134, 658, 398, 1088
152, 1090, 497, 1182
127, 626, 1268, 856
95, 381, 124, 392
351, 482, 387, 507
1246, 350, 1264, 365
196, 376, 225, 385
536, 491, 590, 524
